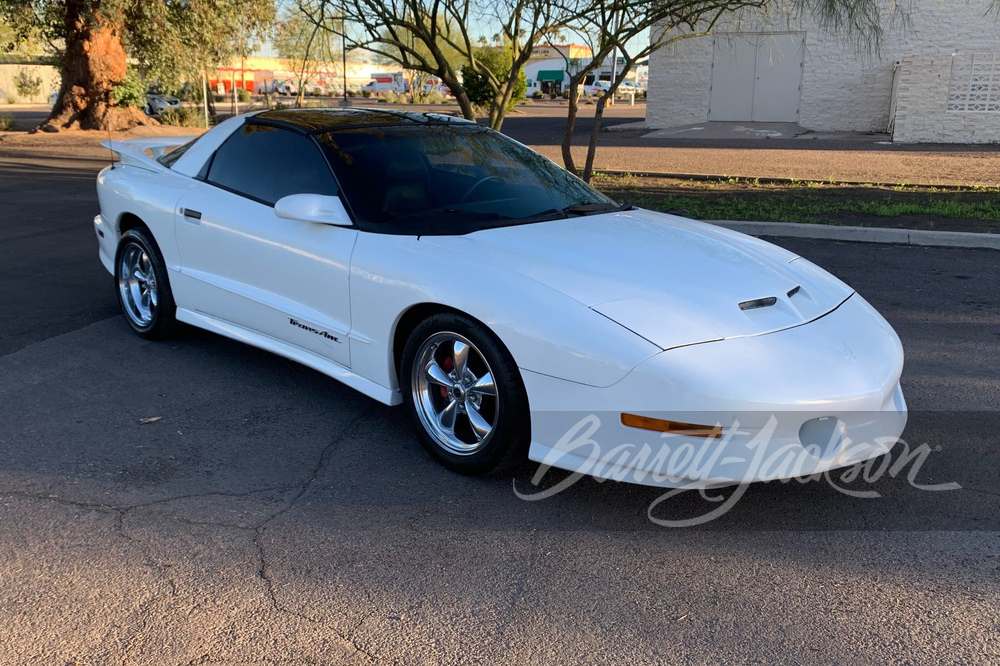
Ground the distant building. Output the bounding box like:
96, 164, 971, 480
646, 0, 1000, 143
209, 57, 382, 94
528, 44, 593, 63
524, 45, 643, 95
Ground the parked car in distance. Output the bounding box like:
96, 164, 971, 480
583, 80, 610, 96
145, 93, 181, 117
423, 82, 451, 97
363, 73, 408, 94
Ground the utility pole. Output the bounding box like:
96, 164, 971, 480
202, 73, 209, 126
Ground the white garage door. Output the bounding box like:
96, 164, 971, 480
708, 33, 805, 122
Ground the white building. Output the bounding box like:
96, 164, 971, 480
525, 58, 571, 95
646, 1, 1000, 143
525, 55, 647, 95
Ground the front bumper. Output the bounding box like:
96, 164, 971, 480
523, 294, 907, 488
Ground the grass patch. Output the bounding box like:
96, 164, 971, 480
592, 175, 1000, 234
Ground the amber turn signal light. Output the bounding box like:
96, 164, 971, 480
620, 413, 723, 438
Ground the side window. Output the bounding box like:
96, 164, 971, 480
206, 124, 338, 205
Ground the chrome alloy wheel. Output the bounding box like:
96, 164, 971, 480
118, 243, 158, 327
411, 332, 499, 455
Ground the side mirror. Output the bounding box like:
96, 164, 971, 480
274, 193, 352, 227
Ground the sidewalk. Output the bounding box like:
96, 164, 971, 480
502, 107, 1000, 188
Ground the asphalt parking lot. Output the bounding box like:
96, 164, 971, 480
1, 149, 999, 664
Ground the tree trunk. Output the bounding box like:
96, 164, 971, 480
561, 77, 582, 173
581, 93, 609, 183
453, 87, 477, 122
490, 82, 515, 132
39, 0, 153, 132
205, 71, 218, 119
439, 71, 476, 121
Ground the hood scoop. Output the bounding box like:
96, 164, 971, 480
739, 296, 778, 311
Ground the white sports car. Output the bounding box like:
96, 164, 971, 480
95, 109, 906, 488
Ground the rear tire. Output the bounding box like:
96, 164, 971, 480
114, 227, 177, 339
401, 313, 530, 475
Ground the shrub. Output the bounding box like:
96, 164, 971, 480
111, 71, 146, 108
237, 88, 251, 103
0, 114, 14, 131
424, 90, 445, 105
159, 106, 207, 127
360, 89, 373, 98
377, 90, 407, 104
14, 69, 43, 98
5, 95, 16, 104
531, 90, 544, 99
460, 47, 527, 112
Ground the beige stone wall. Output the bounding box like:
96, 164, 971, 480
646, 0, 1000, 142
0, 64, 61, 104
892, 53, 1000, 143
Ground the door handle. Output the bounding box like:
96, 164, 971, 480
182, 208, 202, 220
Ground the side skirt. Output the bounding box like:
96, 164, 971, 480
176, 308, 402, 406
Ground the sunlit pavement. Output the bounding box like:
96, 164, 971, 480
1, 151, 998, 664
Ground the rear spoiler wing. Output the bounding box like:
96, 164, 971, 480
100, 136, 197, 172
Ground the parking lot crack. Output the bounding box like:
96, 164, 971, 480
251, 414, 376, 661
116, 509, 180, 598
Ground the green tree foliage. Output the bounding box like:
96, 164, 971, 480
0, 0, 275, 129
124, 0, 276, 91
461, 47, 525, 112
13, 67, 41, 95
110, 69, 145, 107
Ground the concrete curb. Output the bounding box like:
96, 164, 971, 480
707, 220, 1000, 250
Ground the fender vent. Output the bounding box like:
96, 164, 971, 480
739, 296, 777, 311
787, 285, 801, 298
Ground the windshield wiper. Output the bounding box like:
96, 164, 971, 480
562, 201, 635, 216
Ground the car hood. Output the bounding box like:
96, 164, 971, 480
420, 209, 854, 350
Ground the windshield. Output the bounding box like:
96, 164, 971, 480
314, 124, 615, 233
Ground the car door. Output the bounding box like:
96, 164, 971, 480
173, 122, 356, 368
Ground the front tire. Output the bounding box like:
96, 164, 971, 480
114, 227, 177, 339
401, 313, 530, 475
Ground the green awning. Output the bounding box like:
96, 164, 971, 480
535, 70, 564, 82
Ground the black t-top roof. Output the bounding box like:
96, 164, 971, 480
250, 107, 476, 134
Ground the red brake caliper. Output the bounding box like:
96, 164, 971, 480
440, 356, 454, 398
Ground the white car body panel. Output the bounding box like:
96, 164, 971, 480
171, 179, 356, 368
95, 111, 907, 488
